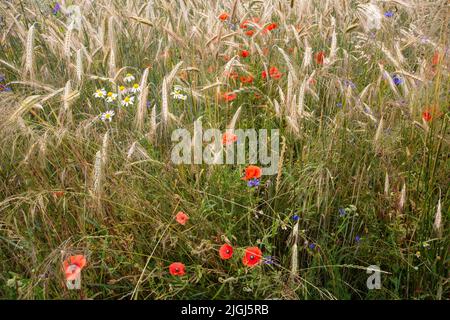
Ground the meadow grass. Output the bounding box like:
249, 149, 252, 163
0, 0, 448, 299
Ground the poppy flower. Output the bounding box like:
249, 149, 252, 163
240, 18, 260, 29
265, 23, 277, 31
169, 262, 186, 276
240, 50, 250, 58
53, 191, 65, 198
262, 66, 282, 80
219, 244, 233, 260
222, 92, 237, 102
422, 110, 432, 122
315, 51, 325, 65
240, 75, 254, 84
175, 211, 189, 225
432, 51, 439, 66
242, 247, 262, 267
245, 30, 255, 37
219, 13, 229, 21
243, 165, 262, 180
63, 255, 87, 281
222, 132, 238, 145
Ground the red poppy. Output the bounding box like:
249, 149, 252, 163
243, 165, 262, 180
219, 244, 233, 260
315, 51, 325, 65
219, 13, 229, 21
262, 66, 282, 80
422, 110, 432, 122
53, 191, 65, 198
225, 70, 239, 80
175, 211, 189, 225
240, 18, 260, 29
222, 92, 237, 102
222, 132, 238, 145
432, 50, 439, 66
63, 255, 87, 281
242, 247, 262, 267
169, 262, 186, 276
240, 50, 250, 58
240, 75, 254, 84
245, 30, 255, 37
265, 23, 277, 31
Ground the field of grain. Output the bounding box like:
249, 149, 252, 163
0, 0, 448, 299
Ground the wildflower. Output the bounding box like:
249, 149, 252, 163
100, 110, 115, 122
118, 85, 127, 94
432, 51, 440, 66
52, 3, 61, 15
265, 23, 278, 32
169, 262, 186, 276
243, 165, 262, 181
121, 96, 135, 106
415, 251, 421, 258
263, 256, 275, 265
245, 30, 255, 37
218, 13, 229, 21
384, 11, 394, 18
355, 235, 361, 242
342, 79, 356, 89
222, 132, 238, 145
93, 88, 107, 99
247, 178, 260, 187
292, 215, 299, 221
170, 85, 187, 100
242, 247, 262, 267
339, 208, 346, 217
422, 110, 432, 122
106, 92, 118, 103
130, 83, 141, 94
315, 51, 325, 65
219, 244, 233, 260
308, 243, 316, 250
222, 92, 237, 102
53, 191, 65, 198
262, 67, 282, 80
240, 75, 254, 84
392, 74, 403, 85
240, 18, 260, 29
124, 73, 135, 83
63, 255, 86, 281
175, 211, 189, 225
240, 50, 250, 58
336, 102, 343, 108
0, 84, 12, 92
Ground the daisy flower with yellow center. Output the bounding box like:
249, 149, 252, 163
121, 96, 135, 106
100, 110, 115, 122
118, 85, 127, 94
124, 73, 135, 83
93, 88, 107, 98
130, 83, 141, 93
106, 92, 118, 103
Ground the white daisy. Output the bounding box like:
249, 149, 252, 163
106, 92, 118, 103
170, 85, 187, 100
121, 96, 135, 106
130, 83, 141, 94
118, 85, 127, 95
94, 88, 107, 98
100, 110, 115, 122
124, 73, 135, 83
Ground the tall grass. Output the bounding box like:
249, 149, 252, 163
0, 0, 448, 299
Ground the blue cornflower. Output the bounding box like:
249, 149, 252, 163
0, 84, 12, 92
263, 256, 275, 265
355, 235, 361, 242
52, 3, 61, 15
384, 11, 394, 18
339, 208, 346, 217
309, 243, 316, 250
247, 178, 260, 188
336, 102, 343, 108
292, 215, 299, 221
392, 74, 403, 86
342, 79, 356, 89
